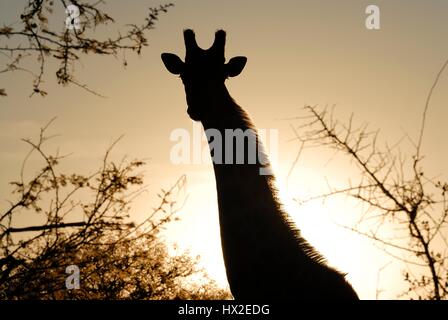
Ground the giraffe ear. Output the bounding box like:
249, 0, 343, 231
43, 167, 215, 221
161, 53, 184, 75
226, 56, 247, 77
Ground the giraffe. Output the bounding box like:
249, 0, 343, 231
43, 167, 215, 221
161, 29, 359, 300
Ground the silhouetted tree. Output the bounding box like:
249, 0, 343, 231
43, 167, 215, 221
0, 120, 231, 300
293, 58, 448, 299
0, 0, 173, 97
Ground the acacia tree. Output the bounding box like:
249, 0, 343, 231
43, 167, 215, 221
293, 59, 448, 300
0, 0, 231, 300
0, 121, 231, 300
0, 0, 173, 97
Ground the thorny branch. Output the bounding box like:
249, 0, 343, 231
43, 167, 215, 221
0, 120, 189, 299
293, 58, 448, 299
0, 0, 174, 97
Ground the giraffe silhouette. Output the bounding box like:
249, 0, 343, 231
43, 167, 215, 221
161, 29, 359, 300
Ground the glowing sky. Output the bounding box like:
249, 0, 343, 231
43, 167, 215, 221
1, 0, 448, 299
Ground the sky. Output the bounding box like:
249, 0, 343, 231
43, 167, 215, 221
1, 0, 448, 299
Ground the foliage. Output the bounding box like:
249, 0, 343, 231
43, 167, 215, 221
292, 57, 448, 300
0, 121, 231, 300
295, 105, 448, 300
0, 0, 174, 97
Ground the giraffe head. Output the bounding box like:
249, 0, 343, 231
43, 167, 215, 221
161, 29, 247, 121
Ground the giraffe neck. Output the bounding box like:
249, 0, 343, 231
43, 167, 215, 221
199, 86, 359, 300
200, 86, 301, 296
201, 87, 272, 196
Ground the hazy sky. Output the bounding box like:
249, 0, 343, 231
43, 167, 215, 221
1, 0, 448, 299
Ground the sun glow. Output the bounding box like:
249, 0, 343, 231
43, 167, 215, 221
272, 161, 407, 299
160, 132, 394, 299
